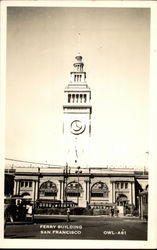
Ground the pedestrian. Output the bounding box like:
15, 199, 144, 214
19, 202, 27, 221
67, 208, 70, 222
117, 209, 119, 217
111, 208, 114, 217
26, 204, 33, 222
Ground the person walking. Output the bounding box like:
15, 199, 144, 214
26, 204, 33, 222
111, 208, 114, 217
117, 209, 119, 217
67, 208, 70, 222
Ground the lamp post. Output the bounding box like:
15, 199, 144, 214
75, 166, 82, 207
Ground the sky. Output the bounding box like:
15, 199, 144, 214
5, 7, 150, 167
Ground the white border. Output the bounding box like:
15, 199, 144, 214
0, 1, 157, 249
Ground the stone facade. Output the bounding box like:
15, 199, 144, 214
5, 161, 148, 209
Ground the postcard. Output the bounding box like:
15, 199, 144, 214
0, 1, 157, 249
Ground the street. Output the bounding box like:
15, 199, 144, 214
4, 215, 147, 240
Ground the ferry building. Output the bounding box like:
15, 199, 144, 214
5, 54, 148, 213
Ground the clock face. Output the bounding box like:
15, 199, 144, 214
70, 120, 86, 135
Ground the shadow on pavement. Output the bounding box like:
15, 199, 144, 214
5, 234, 36, 239
34, 218, 68, 224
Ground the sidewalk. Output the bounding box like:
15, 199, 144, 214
5, 214, 142, 226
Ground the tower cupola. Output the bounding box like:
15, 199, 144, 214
71, 53, 86, 83
73, 53, 84, 72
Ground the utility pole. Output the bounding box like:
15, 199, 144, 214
64, 163, 70, 207
78, 32, 81, 53
75, 166, 82, 207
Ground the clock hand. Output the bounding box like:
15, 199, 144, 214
76, 121, 82, 129
74, 125, 80, 131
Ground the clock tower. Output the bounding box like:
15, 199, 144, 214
63, 53, 92, 167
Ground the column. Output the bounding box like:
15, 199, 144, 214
14, 180, 17, 195
16, 180, 20, 195
62, 181, 65, 206
137, 196, 140, 217
132, 181, 135, 206
112, 182, 115, 203
88, 180, 91, 204
59, 180, 64, 202
71, 73, 74, 82
80, 180, 86, 207
140, 196, 143, 219
85, 181, 88, 201
130, 182, 133, 205
35, 180, 38, 201
33, 181, 36, 201
110, 182, 113, 203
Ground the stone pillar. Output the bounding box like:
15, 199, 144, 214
140, 196, 143, 219
85, 180, 90, 204
35, 181, 38, 201
128, 182, 132, 204
14, 180, 17, 195
137, 196, 140, 217
110, 182, 113, 203
62, 181, 65, 206
79, 180, 86, 208
33, 181, 36, 201
59, 180, 64, 202
89, 180, 91, 204
112, 182, 115, 203
71, 73, 74, 82
132, 181, 135, 206
16, 180, 20, 195
130, 182, 133, 204
56, 182, 60, 201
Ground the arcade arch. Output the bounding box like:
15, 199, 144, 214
116, 193, 128, 206
91, 182, 109, 198
39, 181, 57, 197
66, 181, 83, 197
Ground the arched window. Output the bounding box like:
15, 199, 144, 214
68, 94, 71, 103
84, 94, 87, 103
21, 192, 30, 198
40, 181, 57, 197
72, 94, 75, 103
116, 194, 128, 206
91, 182, 109, 198
76, 94, 79, 103
66, 181, 83, 197
80, 94, 82, 103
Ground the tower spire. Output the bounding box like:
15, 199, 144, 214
78, 33, 81, 53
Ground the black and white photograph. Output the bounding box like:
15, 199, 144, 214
1, 0, 157, 249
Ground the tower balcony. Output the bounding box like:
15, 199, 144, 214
64, 91, 91, 105
63, 104, 92, 114
64, 84, 90, 91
